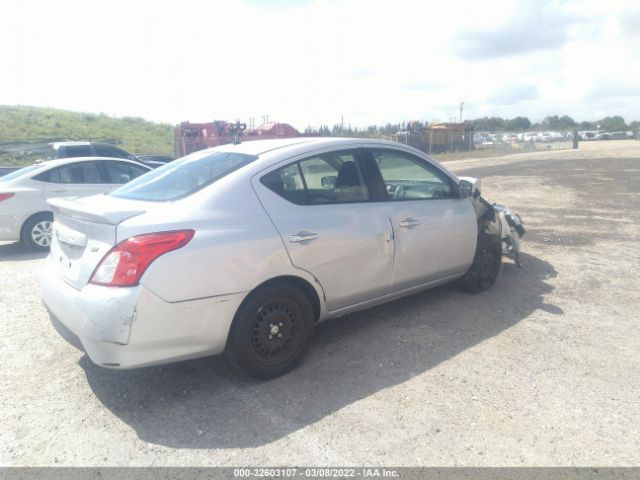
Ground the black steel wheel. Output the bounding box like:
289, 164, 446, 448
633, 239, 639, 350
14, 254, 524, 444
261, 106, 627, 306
459, 234, 502, 294
225, 283, 314, 378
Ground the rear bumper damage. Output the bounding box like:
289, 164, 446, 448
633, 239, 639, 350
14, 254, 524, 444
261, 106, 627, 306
42, 257, 246, 368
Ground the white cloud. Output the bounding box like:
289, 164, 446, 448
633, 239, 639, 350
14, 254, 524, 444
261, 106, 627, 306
0, 0, 638, 129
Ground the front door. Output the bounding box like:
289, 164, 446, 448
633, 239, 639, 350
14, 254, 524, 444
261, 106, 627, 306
364, 147, 477, 291
253, 148, 394, 311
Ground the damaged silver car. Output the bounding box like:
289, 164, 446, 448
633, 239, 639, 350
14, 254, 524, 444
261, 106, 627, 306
42, 138, 523, 378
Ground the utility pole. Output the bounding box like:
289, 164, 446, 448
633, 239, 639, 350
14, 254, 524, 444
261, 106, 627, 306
459, 101, 464, 123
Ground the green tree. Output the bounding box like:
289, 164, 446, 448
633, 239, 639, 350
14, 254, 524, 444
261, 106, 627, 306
504, 116, 531, 131
596, 116, 627, 131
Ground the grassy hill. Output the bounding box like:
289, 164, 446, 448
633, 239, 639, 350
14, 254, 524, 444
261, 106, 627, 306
0, 105, 173, 165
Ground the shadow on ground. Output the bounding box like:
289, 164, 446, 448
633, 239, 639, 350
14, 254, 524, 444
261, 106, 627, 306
0, 242, 47, 262
82, 252, 557, 449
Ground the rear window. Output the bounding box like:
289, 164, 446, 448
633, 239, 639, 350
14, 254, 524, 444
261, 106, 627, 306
110, 150, 257, 201
94, 145, 131, 159
0, 164, 44, 182
62, 145, 92, 157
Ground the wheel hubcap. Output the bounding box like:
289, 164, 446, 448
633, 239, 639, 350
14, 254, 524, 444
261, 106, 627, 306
31, 221, 52, 247
250, 301, 302, 365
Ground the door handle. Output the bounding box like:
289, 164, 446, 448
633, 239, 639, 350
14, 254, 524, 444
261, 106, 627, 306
51, 189, 68, 193
399, 218, 420, 228
289, 232, 319, 243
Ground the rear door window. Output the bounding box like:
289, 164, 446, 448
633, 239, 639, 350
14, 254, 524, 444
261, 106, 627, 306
35, 162, 104, 184
260, 163, 307, 205
261, 149, 370, 205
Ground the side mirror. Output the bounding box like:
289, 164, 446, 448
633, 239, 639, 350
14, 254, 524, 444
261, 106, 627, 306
458, 179, 473, 198
321, 175, 337, 189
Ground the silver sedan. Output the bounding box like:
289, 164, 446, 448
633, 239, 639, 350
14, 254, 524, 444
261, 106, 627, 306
42, 138, 503, 378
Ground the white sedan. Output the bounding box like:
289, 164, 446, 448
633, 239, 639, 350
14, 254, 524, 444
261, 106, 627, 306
42, 138, 504, 378
0, 157, 151, 250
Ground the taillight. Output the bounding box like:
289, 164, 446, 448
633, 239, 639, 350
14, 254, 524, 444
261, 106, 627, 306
0, 193, 15, 202
89, 230, 195, 287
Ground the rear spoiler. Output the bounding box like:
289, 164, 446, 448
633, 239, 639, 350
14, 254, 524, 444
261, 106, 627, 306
48, 196, 146, 225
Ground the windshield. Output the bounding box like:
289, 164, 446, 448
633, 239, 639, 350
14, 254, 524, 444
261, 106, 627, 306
110, 150, 258, 201
0, 164, 44, 182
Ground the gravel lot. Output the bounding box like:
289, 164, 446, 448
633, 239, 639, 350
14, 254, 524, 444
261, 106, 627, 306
1, 140, 639, 466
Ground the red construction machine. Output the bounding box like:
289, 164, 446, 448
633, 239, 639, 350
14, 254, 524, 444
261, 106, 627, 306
174, 120, 300, 157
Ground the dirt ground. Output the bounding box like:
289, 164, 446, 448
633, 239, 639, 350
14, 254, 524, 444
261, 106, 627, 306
1, 140, 639, 466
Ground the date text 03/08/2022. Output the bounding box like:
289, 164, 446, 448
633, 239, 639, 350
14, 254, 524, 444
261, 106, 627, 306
233, 468, 400, 478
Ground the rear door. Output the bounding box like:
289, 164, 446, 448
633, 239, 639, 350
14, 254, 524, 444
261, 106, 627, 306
363, 147, 477, 290
253, 148, 394, 311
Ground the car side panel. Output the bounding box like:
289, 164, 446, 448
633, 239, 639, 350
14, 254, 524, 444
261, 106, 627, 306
119, 178, 324, 307
0, 180, 47, 241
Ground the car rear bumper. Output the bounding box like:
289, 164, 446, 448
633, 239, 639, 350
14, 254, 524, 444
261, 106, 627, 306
42, 257, 246, 368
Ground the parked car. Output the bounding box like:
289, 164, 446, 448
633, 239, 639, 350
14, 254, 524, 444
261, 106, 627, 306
608, 131, 628, 140
536, 132, 554, 142
0, 157, 151, 250
42, 138, 507, 378
46, 141, 136, 160
46, 141, 164, 169
579, 131, 598, 141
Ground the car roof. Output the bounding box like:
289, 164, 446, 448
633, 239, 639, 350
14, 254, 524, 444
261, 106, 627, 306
49, 141, 92, 147
34, 156, 151, 169
48, 141, 128, 149
194, 137, 406, 157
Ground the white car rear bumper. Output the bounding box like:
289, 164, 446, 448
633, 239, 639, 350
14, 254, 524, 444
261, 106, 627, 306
41, 257, 246, 368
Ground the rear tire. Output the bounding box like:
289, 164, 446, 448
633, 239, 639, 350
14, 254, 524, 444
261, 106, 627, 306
459, 234, 502, 294
22, 213, 54, 251
225, 283, 315, 379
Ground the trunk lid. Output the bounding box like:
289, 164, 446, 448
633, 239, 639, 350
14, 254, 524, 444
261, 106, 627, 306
48, 195, 148, 289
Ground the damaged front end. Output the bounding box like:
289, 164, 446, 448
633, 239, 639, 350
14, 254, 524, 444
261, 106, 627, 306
493, 204, 526, 267
460, 176, 526, 267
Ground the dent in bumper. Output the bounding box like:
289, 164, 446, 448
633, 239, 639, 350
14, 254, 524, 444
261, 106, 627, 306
42, 260, 247, 368
42, 260, 138, 345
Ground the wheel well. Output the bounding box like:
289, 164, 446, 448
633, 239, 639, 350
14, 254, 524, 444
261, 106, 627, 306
20, 211, 53, 241
249, 276, 322, 323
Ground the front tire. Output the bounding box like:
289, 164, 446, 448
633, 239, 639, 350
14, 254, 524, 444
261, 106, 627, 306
225, 283, 315, 379
459, 234, 502, 294
22, 213, 54, 251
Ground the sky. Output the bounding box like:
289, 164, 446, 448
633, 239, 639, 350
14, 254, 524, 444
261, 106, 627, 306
1, 0, 639, 129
